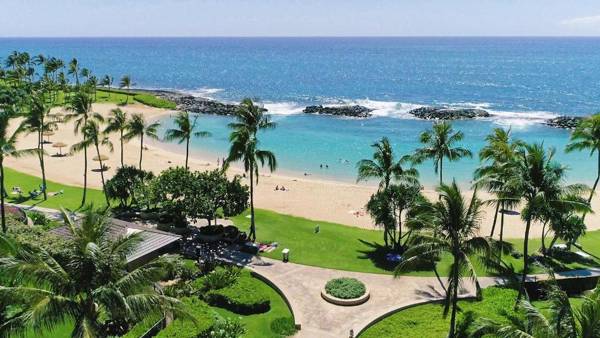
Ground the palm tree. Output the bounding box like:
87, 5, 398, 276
412, 121, 472, 186
65, 90, 103, 206
21, 91, 56, 200
0, 208, 187, 337
103, 108, 128, 167
396, 181, 491, 338
0, 112, 38, 233
120, 75, 132, 104
101, 75, 114, 97
124, 113, 160, 170
566, 113, 600, 221
164, 111, 211, 170
68, 58, 79, 86
225, 98, 277, 242
357, 137, 418, 189
506, 143, 589, 302
72, 120, 113, 206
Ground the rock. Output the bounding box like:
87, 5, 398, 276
545, 116, 584, 130
408, 106, 490, 120
303, 105, 373, 118
157, 92, 240, 115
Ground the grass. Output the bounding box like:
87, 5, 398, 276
4, 167, 106, 210
47, 88, 175, 109
232, 209, 600, 277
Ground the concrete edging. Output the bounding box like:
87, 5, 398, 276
321, 287, 370, 306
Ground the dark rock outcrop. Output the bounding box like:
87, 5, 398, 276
408, 107, 490, 120
157, 93, 240, 115
303, 105, 372, 118
544, 116, 584, 130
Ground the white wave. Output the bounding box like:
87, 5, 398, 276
262, 101, 305, 115
185, 87, 224, 98
487, 109, 558, 128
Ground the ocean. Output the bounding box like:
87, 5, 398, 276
2, 37, 599, 185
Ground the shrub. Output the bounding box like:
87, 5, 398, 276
199, 225, 225, 236
27, 211, 58, 230
194, 266, 241, 292
134, 93, 177, 109
121, 312, 163, 338
155, 297, 215, 338
204, 271, 270, 314
270, 317, 297, 336
207, 317, 246, 338
105, 166, 154, 208
6, 215, 70, 262
325, 278, 366, 299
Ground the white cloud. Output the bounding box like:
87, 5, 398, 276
561, 15, 600, 27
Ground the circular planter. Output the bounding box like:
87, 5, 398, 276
321, 287, 370, 306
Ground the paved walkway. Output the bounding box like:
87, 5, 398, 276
221, 252, 478, 338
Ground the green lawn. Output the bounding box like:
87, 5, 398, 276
50, 88, 175, 109
232, 209, 600, 277
4, 167, 106, 210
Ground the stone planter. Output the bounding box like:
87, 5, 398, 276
321, 287, 370, 306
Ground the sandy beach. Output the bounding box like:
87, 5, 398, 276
6, 102, 600, 239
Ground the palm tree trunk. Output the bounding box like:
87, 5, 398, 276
1, 159, 6, 233
185, 136, 190, 170
81, 145, 88, 207
541, 222, 548, 255
249, 169, 256, 242
490, 202, 499, 237
38, 129, 48, 200
139, 134, 144, 170
499, 201, 505, 245
120, 130, 124, 167
95, 144, 110, 206
439, 159, 443, 186
517, 217, 532, 304
583, 153, 600, 222
448, 259, 459, 338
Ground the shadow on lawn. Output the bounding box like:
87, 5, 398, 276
356, 239, 434, 273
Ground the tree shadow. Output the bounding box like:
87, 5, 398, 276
356, 239, 434, 273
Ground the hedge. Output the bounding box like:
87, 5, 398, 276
204, 271, 270, 315
325, 278, 366, 299
155, 297, 215, 338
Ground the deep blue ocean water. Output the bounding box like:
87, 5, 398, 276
2, 37, 600, 185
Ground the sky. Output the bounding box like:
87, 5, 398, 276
2, 0, 600, 37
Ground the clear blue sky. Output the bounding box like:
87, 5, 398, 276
3, 0, 600, 37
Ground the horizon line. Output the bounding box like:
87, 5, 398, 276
2, 35, 600, 39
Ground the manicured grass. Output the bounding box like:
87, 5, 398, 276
4, 167, 106, 210
232, 209, 600, 277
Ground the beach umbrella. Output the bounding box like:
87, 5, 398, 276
92, 154, 109, 162
42, 131, 55, 143
52, 142, 67, 156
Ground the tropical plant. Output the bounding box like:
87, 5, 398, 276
71, 120, 114, 205
396, 181, 491, 338
194, 169, 249, 225
412, 121, 472, 186
120, 75, 132, 103
356, 137, 418, 189
225, 98, 277, 242
0, 207, 187, 337
0, 112, 38, 233
105, 166, 154, 208
103, 108, 128, 166
124, 113, 160, 170
566, 113, 600, 221
101, 75, 114, 97
65, 90, 103, 206
506, 143, 590, 302
164, 111, 211, 169
68, 58, 79, 86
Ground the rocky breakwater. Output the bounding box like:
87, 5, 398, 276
408, 106, 491, 120
303, 105, 373, 118
544, 116, 584, 130
157, 92, 240, 115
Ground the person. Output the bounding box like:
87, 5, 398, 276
275, 185, 279, 191
325, 164, 329, 169
320, 164, 323, 169
281, 186, 286, 191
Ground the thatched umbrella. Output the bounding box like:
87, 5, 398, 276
52, 142, 67, 156
92, 154, 110, 171
42, 131, 55, 143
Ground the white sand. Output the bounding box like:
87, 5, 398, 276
7, 102, 600, 239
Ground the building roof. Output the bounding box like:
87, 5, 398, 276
51, 218, 181, 264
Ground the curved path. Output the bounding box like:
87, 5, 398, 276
221, 251, 477, 338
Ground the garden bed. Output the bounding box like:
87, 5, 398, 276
321, 277, 370, 306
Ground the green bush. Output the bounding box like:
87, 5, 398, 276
134, 93, 177, 109
195, 266, 241, 292
204, 271, 270, 315
207, 317, 246, 338
121, 313, 163, 338
155, 297, 215, 338
6, 215, 70, 261
27, 211, 59, 230
325, 278, 366, 299
270, 317, 297, 336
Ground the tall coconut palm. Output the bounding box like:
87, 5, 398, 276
65, 90, 103, 206
68, 58, 79, 86
20, 92, 56, 200
396, 181, 491, 338
0, 112, 38, 233
0, 208, 187, 338
412, 121, 472, 186
120, 75, 132, 104
72, 120, 113, 206
357, 137, 418, 189
124, 113, 160, 170
101, 75, 113, 97
103, 108, 128, 167
566, 113, 600, 221
506, 143, 589, 302
164, 111, 211, 170
225, 98, 277, 242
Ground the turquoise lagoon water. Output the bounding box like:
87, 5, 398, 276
1, 37, 599, 185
